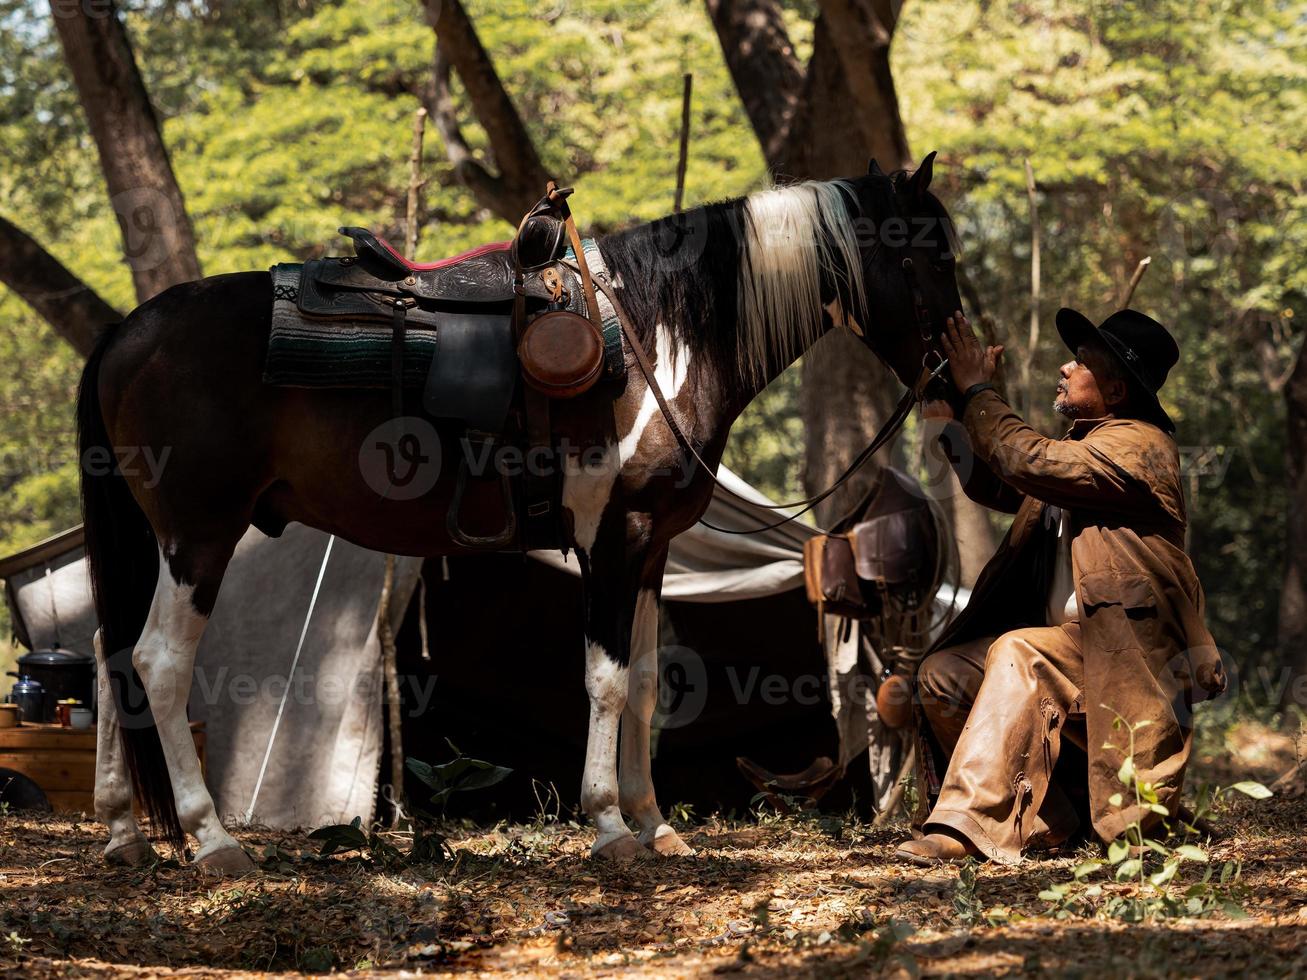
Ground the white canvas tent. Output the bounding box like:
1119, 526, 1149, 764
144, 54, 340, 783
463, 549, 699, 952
1, 466, 963, 827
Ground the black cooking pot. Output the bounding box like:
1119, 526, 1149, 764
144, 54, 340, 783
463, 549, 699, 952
16, 646, 95, 722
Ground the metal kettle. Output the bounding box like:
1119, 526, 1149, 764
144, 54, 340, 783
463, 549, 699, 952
4, 673, 45, 723
16, 645, 95, 722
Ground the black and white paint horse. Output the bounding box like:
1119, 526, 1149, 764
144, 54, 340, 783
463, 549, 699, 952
78, 154, 961, 870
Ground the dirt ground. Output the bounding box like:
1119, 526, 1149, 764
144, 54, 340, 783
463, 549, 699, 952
1, 721, 1304, 978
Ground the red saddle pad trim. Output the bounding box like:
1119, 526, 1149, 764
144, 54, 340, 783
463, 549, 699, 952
374, 235, 511, 271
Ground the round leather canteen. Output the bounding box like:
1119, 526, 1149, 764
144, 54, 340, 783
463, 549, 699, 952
519, 310, 605, 398
876, 672, 914, 729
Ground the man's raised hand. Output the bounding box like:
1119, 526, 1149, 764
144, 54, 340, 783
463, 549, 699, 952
940, 310, 1003, 391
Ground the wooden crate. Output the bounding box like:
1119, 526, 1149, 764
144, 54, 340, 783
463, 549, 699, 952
0, 721, 206, 815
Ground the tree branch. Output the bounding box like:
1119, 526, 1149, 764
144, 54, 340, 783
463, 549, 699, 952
422, 0, 549, 223
425, 46, 517, 220
0, 215, 121, 357
704, 0, 804, 166
49, 0, 202, 302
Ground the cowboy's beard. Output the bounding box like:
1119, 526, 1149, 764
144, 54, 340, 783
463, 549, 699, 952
1053, 397, 1082, 418
1053, 383, 1086, 419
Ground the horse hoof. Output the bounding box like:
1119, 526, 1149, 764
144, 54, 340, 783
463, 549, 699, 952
195, 845, 255, 875
643, 826, 695, 857
592, 834, 648, 862
104, 838, 158, 867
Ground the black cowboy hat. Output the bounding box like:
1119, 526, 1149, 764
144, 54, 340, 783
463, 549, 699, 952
1055, 307, 1180, 433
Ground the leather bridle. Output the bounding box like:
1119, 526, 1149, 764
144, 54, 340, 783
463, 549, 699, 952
579, 253, 953, 535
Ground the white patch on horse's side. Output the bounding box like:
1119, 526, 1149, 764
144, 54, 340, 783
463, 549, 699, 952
739, 181, 866, 385
618, 322, 692, 467
825, 298, 864, 337
131, 546, 241, 859
562, 443, 620, 553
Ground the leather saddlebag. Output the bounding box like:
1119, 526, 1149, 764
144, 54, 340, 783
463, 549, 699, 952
802, 470, 939, 624
803, 534, 875, 621
519, 309, 605, 398
848, 505, 937, 595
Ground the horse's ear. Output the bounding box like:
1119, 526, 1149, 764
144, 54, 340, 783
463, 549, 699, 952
906, 150, 937, 197
868, 158, 886, 177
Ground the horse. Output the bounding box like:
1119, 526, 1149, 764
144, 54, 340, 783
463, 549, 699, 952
77, 153, 961, 872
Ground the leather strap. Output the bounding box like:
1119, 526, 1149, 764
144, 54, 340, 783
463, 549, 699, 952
555, 198, 604, 336
586, 270, 941, 534
962, 381, 996, 404
390, 299, 411, 419
512, 183, 562, 549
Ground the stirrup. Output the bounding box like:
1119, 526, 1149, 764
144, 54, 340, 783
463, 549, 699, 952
446, 437, 517, 549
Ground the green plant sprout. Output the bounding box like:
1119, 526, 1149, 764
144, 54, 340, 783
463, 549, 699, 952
1039, 706, 1271, 922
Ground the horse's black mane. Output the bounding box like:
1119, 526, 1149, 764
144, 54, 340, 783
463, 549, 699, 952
596, 198, 746, 378
596, 171, 954, 396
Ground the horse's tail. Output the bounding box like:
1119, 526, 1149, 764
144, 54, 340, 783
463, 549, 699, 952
78, 324, 184, 850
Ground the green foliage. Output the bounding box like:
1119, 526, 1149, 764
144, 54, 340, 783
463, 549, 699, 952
721, 370, 804, 503
0, 0, 1302, 690
896, 0, 1307, 667
304, 814, 453, 867
1039, 708, 1271, 921
406, 740, 513, 813
952, 857, 1018, 927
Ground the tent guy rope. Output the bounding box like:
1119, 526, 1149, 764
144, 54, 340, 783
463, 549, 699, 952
243, 533, 336, 824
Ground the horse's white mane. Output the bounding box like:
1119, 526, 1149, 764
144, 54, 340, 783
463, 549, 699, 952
737, 179, 866, 385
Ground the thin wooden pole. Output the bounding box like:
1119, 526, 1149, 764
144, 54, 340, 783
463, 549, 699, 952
1022, 158, 1041, 418
405, 107, 428, 259
674, 73, 693, 213
871, 746, 916, 828
379, 107, 429, 829
1121, 255, 1151, 308
378, 554, 405, 828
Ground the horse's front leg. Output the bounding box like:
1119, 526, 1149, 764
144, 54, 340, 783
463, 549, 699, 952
618, 553, 695, 856
574, 510, 650, 861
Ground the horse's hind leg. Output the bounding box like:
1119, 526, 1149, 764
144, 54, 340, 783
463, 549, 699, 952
133, 537, 252, 873
93, 629, 157, 866
618, 561, 695, 857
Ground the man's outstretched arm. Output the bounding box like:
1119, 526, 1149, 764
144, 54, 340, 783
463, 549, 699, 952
939, 312, 1170, 518
923, 411, 1025, 514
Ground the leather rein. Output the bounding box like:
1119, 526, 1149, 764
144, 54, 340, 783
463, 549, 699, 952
563, 251, 951, 535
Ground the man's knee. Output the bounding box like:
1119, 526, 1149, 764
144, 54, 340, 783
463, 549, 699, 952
984, 631, 1055, 680
917, 648, 982, 734
916, 650, 955, 701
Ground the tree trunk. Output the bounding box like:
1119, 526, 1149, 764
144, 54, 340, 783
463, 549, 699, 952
709, 0, 996, 564
422, 0, 550, 224
802, 331, 905, 527
49, 0, 202, 303
810, 0, 911, 171
935, 475, 999, 589
0, 216, 121, 356
1279, 342, 1307, 710
703, 0, 804, 165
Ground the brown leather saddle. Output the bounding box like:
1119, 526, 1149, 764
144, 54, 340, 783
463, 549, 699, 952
274, 184, 623, 552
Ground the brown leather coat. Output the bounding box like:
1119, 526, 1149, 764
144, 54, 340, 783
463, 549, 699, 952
933, 389, 1227, 841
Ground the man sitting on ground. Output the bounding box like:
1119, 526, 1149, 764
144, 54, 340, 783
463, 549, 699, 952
897, 308, 1226, 864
